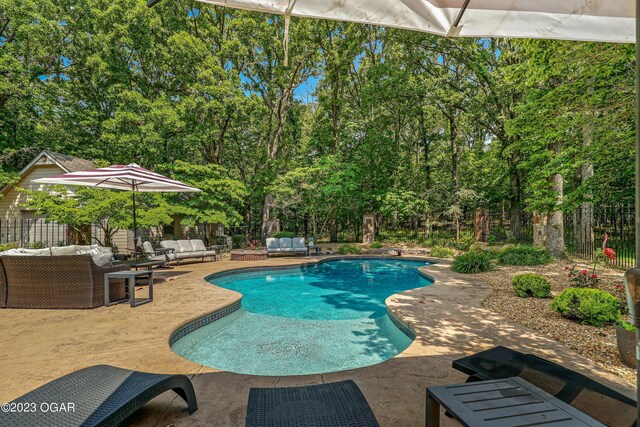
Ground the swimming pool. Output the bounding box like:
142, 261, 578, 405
171, 258, 432, 376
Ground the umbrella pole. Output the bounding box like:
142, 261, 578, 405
132, 188, 138, 264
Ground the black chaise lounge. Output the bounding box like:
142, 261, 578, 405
0, 365, 198, 427
452, 346, 636, 427
245, 380, 379, 427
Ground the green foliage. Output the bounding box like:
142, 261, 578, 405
231, 235, 247, 249
497, 245, 553, 266
551, 288, 621, 327
160, 161, 246, 227
19, 186, 171, 247
0, 1, 634, 252
512, 274, 551, 298
618, 321, 635, 331
337, 244, 362, 255
369, 241, 383, 249
487, 235, 496, 246
272, 231, 296, 238
452, 251, 493, 274
430, 246, 454, 258
0, 243, 17, 252
448, 235, 474, 251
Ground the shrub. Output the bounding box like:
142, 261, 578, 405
497, 245, 553, 266
452, 251, 493, 274
231, 234, 246, 249
337, 244, 362, 255
551, 288, 621, 327
564, 265, 600, 288
512, 273, 551, 298
448, 235, 474, 251
0, 242, 18, 252
487, 235, 496, 246
430, 246, 454, 258
369, 241, 383, 249
272, 231, 296, 238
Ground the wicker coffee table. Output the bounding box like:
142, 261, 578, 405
230, 250, 268, 261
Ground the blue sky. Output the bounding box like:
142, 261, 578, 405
294, 76, 318, 103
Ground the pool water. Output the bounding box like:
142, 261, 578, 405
171, 258, 432, 375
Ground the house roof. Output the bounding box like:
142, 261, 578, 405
1, 150, 96, 195
38, 150, 95, 173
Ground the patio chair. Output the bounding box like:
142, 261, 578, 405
452, 345, 636, 427
0, 365, 197, 427
245, 380, 379, 427
142, 241, 176, 263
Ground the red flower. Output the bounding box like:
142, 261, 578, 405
604, 248, 616, 260
616, 284, 624, 289
581, 270, 587, 275
563, 266, 570, 270
591, 274, 598, 279
567, 273, 571, 278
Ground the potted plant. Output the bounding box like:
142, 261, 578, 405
615, 321, 636, 368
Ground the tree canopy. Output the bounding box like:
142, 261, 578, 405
1, 0, 634, 244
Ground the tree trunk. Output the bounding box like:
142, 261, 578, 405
509, 168, 522, 240
577, 122, 594, 252
546, 172, 565, 257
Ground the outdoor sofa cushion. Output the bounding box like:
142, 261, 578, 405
292, 237, 306, 250
266, 238, 280, 250
278, 238, 293, 251
160, 240, 180, 253
191, 239, 216, 257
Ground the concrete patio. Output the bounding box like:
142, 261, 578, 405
0, 256, 633, 426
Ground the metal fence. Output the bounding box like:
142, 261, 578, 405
0, 219, 71, 248
564, 204, 635, 269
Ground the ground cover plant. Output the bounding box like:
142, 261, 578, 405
337, 244, 362, 255
551, 288, 621, 327
497, 245, 553, 266
430, 246, 454, 258
512, 273, 551, 298
452, 251, 493, 274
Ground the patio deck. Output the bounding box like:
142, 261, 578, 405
0, 256, 633, 426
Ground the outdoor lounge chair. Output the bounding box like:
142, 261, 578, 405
452, 345, 636, 427
246, 380, 379, 427
142, 241, 176, 263
0, 365, 198, 427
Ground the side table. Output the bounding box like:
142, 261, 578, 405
104, 270, 154, 307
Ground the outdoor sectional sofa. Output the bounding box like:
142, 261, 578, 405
266, 237, 308, 256
0, 248, 128, 309
159, 239, 217, 264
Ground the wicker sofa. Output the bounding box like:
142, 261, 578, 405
0, 254, 128, 309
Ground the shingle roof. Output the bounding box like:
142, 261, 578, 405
42, 150, 95, 172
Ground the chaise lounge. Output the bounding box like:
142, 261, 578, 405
0, 365, 197, 427
246, 380, 379, 427
452, 345, 636, 427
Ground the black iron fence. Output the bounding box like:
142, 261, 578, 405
0, 218, 70, 248
564, 204, 635, 270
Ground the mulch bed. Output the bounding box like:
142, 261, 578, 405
477, 260, 636, 386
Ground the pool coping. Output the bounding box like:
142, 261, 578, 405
168, 255, 435, 350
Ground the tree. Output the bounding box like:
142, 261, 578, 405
19, 186, 172, 248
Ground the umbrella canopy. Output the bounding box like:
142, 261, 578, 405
192, 0, 635, 43
33, 163, 201, 193
34, 164, 201, 261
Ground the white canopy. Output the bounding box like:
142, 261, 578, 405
196, 0, 635, 43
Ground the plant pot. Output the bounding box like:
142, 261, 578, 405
615, 323, 636, 369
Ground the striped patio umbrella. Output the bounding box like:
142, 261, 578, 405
34, 164, 201, 260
